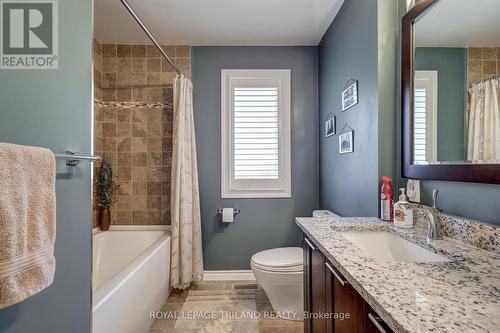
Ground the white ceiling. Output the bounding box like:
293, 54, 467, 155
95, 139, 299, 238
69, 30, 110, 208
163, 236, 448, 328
94, 0, 344, 46
415, 0, 500, 47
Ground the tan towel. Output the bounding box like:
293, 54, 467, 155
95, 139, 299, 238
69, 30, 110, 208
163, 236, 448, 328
0, 143, 56, 309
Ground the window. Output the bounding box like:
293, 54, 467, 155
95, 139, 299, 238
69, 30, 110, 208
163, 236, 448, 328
414, 70, 438, 164
221, 69, 291, 198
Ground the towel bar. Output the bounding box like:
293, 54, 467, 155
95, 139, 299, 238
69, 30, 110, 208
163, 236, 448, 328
217, 208, 240, 215
54, 151, 101, 166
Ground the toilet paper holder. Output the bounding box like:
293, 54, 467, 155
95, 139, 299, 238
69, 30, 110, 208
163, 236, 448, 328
217, 208, 240, 215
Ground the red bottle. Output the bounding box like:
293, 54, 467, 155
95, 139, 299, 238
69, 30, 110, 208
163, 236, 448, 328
380, 176, 394, 221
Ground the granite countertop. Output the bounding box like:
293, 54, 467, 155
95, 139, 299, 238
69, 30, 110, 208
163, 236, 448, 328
296, 216, 500, 333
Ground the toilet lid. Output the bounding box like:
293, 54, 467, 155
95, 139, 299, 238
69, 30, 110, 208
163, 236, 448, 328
251, 247, 303, 270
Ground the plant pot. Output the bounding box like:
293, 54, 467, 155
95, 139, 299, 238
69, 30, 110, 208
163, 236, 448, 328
99, 208, 111, 231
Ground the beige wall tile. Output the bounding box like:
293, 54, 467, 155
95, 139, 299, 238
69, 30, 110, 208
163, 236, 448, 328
482, 47, 497, 60
132, 137, 147, 152
118, 181, 132, 196
117, 72, 131, 87
468, 48, 482, 60
117, 108, 131, 122
117, 44, 131, 58
132, 211, 147, 224
117, 137, 131, 152
175, 45, 190, 58
147, 182, 162, 195
132, 58, 147, 73
483, 60, 496, 74
147, 211, 162, 224
131, 88, 147, 103
102, 58, 116, 73
103, 73, 116, 88
116, 166, 131, 182
132, 73, 147, 86
93, 42, 188, 226
102, 44, 116, 57
132, 108, 147, 123
117, 88, 131, 102
132, 196, 147, 210
102, 123, 116, 137
147, 72, 161, 86
132, 166, 147, 182
117, 195, 132, 211
117, 153, 131, 166
132, 182, 147, 195
117, 211, 132, 224
132, 152, 147, 166
132, 122, 147, 137
147, 152, 162, 166
147, 58, 161, 72
132, 45, 146, 58
147, 138, 162, 152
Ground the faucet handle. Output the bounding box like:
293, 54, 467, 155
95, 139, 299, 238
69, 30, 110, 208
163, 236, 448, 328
432, 189, 439, 210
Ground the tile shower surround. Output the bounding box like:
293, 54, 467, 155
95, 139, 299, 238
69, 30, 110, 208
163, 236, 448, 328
467, 47, 500, 84
93, 39, 191, 227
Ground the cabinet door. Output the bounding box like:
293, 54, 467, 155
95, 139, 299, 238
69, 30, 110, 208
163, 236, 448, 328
365, 303, 393, 333
303, 238, 312, 333
303, 237, 326, 333
326, 261, 365, 333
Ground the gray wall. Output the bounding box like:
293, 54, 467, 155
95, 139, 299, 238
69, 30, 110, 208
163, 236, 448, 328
0, 0, 93, 331
192, 46, 318, 270
319, 0, 398, 217
399, 0, 500, 226
414, 47, 467, 161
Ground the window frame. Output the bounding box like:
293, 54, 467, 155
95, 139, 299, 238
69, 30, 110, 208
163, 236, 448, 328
221, 69, 291, 198
414, 70, 438, 163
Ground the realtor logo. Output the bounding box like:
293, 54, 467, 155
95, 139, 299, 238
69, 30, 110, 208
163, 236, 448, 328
1, 1, 58, 69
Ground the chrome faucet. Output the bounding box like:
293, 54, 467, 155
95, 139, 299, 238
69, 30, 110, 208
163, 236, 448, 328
416, 189, 443, 242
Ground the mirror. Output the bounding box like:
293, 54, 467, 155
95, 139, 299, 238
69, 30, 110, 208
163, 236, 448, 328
413, 0, 500, 165
402, 0, 500, 184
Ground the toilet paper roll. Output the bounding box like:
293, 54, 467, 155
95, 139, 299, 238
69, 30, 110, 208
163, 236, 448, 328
222, 208, 234, 223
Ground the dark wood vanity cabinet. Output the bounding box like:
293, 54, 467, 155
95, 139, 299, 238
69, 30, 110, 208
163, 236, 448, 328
303, 236, 393, 333
303, 237, 327, 333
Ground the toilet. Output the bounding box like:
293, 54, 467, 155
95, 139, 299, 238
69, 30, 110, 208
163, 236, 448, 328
251, 247, 303, 320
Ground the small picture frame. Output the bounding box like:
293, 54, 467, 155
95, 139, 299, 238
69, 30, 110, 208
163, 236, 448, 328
342, 80, 358, 111
325, 116, 336, 137
339, 131, 354, 154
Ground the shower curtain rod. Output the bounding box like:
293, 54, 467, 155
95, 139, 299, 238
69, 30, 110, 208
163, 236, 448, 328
120, 0, 182, 76
468, 75, 500, 87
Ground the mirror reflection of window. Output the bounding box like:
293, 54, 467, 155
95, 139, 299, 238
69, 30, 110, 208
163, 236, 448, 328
414, 71, 438, 164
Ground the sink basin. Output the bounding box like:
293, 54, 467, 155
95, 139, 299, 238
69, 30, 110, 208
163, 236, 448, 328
339, 231, 449, 263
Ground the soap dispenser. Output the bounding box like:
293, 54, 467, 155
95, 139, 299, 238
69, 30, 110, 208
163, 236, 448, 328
394, 189, 413, 229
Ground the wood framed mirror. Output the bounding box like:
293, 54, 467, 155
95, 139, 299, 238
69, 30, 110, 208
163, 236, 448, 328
402, 0, 500, 184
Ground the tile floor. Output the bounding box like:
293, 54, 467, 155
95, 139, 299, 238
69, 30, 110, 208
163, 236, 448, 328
149, 281, 303, 333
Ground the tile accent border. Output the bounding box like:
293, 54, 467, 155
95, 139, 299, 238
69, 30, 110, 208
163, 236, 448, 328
94, 99, 172, 109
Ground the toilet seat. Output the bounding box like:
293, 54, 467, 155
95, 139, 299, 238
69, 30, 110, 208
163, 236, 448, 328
250, 247, 303, 272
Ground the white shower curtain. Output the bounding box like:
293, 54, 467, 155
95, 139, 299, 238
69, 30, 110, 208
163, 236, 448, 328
170, 74, 204, 289
467, 78, 500, 162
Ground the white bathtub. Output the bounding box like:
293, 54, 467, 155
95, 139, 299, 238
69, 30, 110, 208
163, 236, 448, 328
92, 227, 171, 333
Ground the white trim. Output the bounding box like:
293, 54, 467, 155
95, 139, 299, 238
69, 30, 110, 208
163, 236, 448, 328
221, 69, 291, 198
203, 270, 256, 281
414, 70, 438, 162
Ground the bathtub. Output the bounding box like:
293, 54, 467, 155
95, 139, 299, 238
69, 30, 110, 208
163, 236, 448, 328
92, 227, 171, 333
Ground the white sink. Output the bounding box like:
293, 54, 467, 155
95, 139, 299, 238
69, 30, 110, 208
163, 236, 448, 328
339, 231, 449, 263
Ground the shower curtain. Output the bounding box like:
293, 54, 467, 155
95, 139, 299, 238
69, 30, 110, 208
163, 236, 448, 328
467, 77, 500, 162
170, 74, 204, 289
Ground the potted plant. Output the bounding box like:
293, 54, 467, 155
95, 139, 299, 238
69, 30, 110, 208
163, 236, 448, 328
95, 159, 117, 231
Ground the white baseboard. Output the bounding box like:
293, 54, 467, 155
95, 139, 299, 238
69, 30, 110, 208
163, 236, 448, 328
203, 270, 256, 281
